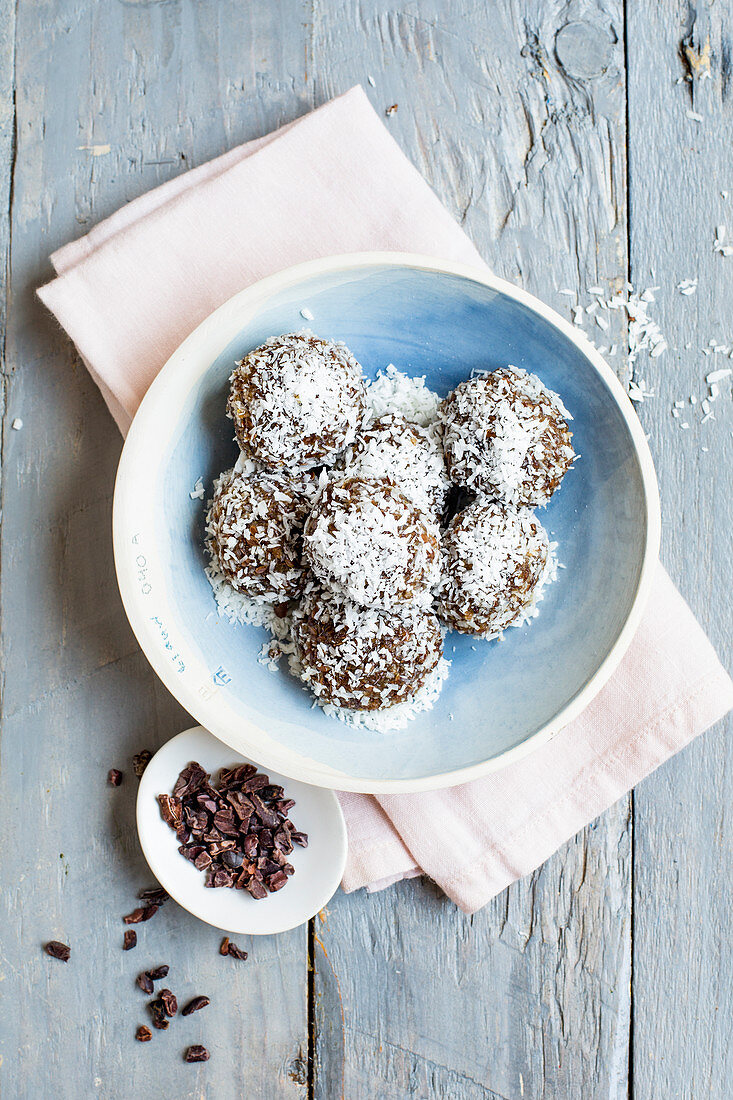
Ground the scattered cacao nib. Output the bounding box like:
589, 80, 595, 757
107, 768, 123, 787
123, 886, 168, 926
137, 964, 169, 994
136, 972, 154, 995
159, 989, 178, 1017
221, 938, 248, 961
123, 906, 158, 925
181, 995, 210, 1016
123, 930, 137, 951
148, 998, 170, 1029
158, 761, 308, 900
146, 965, 170, 981
136, 1026, 152, 1042
184, 1045, 210, 1063
138, 886, 169, 907
44, 940, 70, 962
132, 750, 152, 779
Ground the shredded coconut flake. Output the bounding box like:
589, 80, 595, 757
366, 363, 440, 426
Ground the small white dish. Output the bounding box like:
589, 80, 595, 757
136, 726, 347, 934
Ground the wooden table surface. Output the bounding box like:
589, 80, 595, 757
1, 1, 731, 1097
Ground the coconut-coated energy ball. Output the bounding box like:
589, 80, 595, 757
206, 469, 310, 603
227, 332, 367, 472
293, 582, 443, 711
436, 499, 550, 638
439, 366, 575, 506
302, 476, 441, 610
342, 412, 450, 521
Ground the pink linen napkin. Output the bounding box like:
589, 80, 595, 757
39, 86, 733, 913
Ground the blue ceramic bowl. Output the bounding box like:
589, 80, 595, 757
113, 254, 660, 793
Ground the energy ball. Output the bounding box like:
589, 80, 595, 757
206, 469, 310, 603
342, 413, 450, 520
293, 583, 443, 711
436, 500, 550, 638
227, 332, 367, 472
439, 366, 575, 506
303, 476, 441, 609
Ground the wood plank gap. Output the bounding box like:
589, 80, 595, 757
628, 789, 636, 1100
307, 916, 316, 1099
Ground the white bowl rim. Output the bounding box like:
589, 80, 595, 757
113, 251, 661, 794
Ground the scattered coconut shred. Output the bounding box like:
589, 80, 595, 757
203, 366, 558, 732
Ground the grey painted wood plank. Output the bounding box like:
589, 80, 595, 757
625, 3, 733, 1097
0, 0, 15, 447
311, 2, 633, 1097
0, 2, 312, 1097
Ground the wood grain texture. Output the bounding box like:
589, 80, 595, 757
1, 0, 731, 1097
312, 2, 633, 1097
625, 3, 733, 1097
0, 2, 312, 1097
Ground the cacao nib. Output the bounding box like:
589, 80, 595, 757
44, 940, 70, 962
221, 938, 248, 961
123, 931, 137, 951
157, 794, 182, 830
159, 989, 177, 1017
184, 1045, 210, 1063
246, 878, 268, 900
242, 834, 258, 859
138, 887, 169, 907
132, 750, 152, 779
222, 849, 244, 869
292, 831, 309, 848
173, 761, 207, 799
146, 965, 170, 981
266, 870, 289, 892
136, 972, 154, 995
194, 851, 212, 871
148, 998, 169, 1029
181, 995, 210, 1016
180, 844, 205, 863
136, 1026, 152, 1042
242, 774, 269, 793
124, 903, 161, 924
107, 768, 123, 787
213, 810, 239, 836
250, 795, 279, 830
